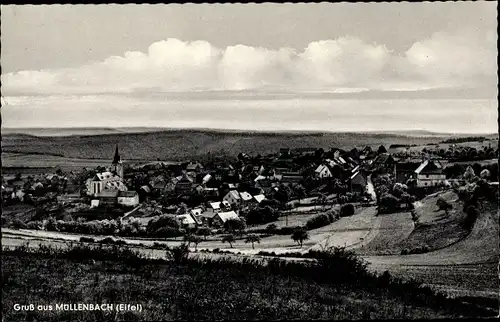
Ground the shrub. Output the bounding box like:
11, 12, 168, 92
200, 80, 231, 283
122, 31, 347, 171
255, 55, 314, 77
326, 209, 340, 223
26, 221, 43, 230
266, 223, 278, 232
291, 228, 309, 247
166, 243, 190, 263
277, 226, 304, 235
401, 248, 409, 255
436, 197, 452, 211
11, 219, 28, 229
340, 204, 355, 217
100, 237, 117, 244
306, 214, 330, 230
79, 237, 95, 243
224, 218, 246, 233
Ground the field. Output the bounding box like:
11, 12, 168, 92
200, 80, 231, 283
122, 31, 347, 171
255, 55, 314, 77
4, 129, 496, 162
2, 244, 494, 321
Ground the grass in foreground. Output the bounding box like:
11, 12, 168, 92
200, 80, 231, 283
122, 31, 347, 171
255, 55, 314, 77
1, 244, 495, 321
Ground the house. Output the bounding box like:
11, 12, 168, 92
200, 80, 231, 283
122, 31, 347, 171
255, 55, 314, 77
315, 164, 333, 178
348, 171, 367, 194
280, 172, 303, 185
190, 208, 204, 225
94, 189, 120, 206
207, 201, 231, 214
414, 160, 446, 187
176, 214, 197, 229
117, 191, 139, 207
186, 162, 204, 173
223, 190, 241, 206
371, 153, 397, 172
395, 162, 420, 183
175, 174, 194, 194
212, 211, 240, 227
202, 174, 212, 185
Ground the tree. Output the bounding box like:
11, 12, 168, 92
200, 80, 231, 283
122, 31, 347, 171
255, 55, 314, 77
224, 218, 246, 234
266, 223, 278, 233
197, 227, 212, 240
221, 234, 235, 248
294, 184, 307, 204
340, 203, 355, 217
291, 229, 309, 247
480, 169, 491, 180
244, 234, 261, 249
187, 235, 203, 251
463, 166, 476, 182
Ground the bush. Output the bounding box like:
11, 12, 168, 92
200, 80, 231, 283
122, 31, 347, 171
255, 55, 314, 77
26, 221, 43, 230
167, 243, 190, 263
340, 204, 355, 217
266, 223, 278, 232
11, 219, 28, 229
79, 237, 95, 243
436, 197, 452, 211
306, 214, 330, 230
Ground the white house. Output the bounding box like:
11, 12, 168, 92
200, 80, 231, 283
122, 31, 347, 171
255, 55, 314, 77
414, 160, 446, 187
315, 164, 332, 178
212, 211, 240, 227
223, 190, 241, 206
176, 214, 197, 229
117, 191, 139, 207
207, 201, 231, 213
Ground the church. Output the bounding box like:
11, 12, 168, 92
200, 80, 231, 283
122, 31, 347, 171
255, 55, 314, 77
87, 145, 127, 196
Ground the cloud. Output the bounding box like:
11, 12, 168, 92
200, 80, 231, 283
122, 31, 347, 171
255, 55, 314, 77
1, 28, 496, 96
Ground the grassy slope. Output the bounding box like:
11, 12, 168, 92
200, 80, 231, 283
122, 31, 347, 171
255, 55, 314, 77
400, 191, 469, 252
1, 253, 462, 321
1, 130, 475, 161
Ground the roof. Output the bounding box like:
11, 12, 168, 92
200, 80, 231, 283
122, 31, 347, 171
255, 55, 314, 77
176, 214, 196, 225
202, 174, 212, 184
253, 194, 266, 203
396, 162, 420, 172
373, 153, 394, 165
118, 191, 138, 198
415, 160, 443, 174
216, 211, 239, 223
96, 190, 120, 198
140, 185, 151, 193
350, 171, 361, 180
239, 191, 253, 201
186, 162, 203, 170
94, 172, 117, 181
254, 175, 267, 182
209, 201, 222, 210
315, 164, 330, 173
190, 208, 203, 216
226, 190, 241, 200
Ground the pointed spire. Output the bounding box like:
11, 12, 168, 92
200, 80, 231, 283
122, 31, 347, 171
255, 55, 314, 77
112, 144, 121, 164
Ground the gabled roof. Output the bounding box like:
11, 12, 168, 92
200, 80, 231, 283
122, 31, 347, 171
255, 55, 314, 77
216, 211, 239, 223
396, 162, 420, 172
415, 160, 443, 174
94, 172, 116, 181
226, 190, 241, 200
190, 208, 203, 216
176, 214, 196, 225
209, 201, 222, 210
350, 171, 361, 180
315, 164, 330, 173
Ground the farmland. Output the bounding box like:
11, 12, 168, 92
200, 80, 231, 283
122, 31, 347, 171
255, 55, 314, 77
4, 129, 496, 162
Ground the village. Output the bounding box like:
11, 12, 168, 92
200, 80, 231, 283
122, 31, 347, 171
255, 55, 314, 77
2, 137, 498, 250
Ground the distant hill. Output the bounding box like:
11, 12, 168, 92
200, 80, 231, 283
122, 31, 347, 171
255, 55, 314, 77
3, 128, 497, 161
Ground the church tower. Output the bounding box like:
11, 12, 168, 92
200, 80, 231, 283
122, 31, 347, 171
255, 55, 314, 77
112, 144, 124, 179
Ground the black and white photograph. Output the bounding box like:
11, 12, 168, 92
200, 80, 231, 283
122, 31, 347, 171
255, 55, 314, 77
1, 2, 499, 320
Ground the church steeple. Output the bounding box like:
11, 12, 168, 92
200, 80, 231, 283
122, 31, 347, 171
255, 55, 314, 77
112, 144, 124, 179
112, 144, 122, 165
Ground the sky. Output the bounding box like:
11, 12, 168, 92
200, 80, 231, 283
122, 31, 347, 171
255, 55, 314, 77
1, 3, 498, 132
